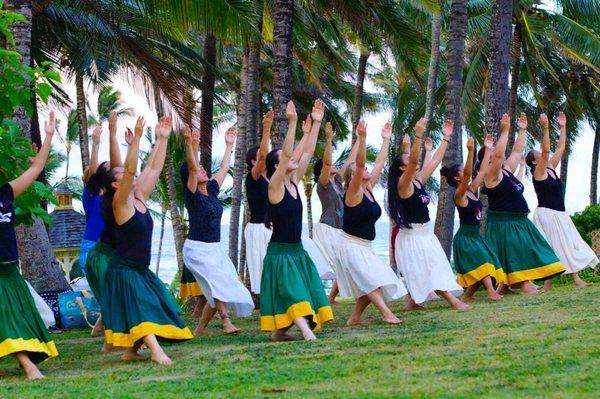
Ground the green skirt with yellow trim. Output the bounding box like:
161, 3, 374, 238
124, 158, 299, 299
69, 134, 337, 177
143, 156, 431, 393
86, 241, 113, 304
260, 242, 333, 332
0, 261, 58, 364
453, 224, 504, 287
101, 256, 193, 348
485, 211, 565, 285
179, 265, 202, 298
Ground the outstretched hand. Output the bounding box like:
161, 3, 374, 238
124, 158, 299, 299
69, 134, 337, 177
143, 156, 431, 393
403, 133, 411, 147
357, 120, 367, 139
108, 112, 117, 135
415, 117, 428, 136
484, 134, 494, 149
134, 116, 146, 139
381, 121, 392, 140
92, 126, 102, 144
225, 126, 237, 145
442, 119, 454, 138
263, 110, 274, 129
311, 99, 325, 123
539, 113, 549, 130
466, 136, 474, 151
500, 113, 510, 131
286, 101, 297, 123
156, 116, 172, 139
424, 137, 433, 152
125, 128, 134, 145
558, 111, 566, 127
517, 112, 528, 130
302, 114, 312, 135
44, 111, 56, 137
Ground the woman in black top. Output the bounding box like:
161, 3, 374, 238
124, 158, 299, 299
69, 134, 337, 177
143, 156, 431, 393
484, 113, 564, 294
389, 118, 469, 311
101, 116, 192, 365
244, 110, 274, 295
181, 126, 254, 337
442, 135, 502, 301
259, 100, 333, 341
337, 121, 407, 326
0, 112, 57, 380
527, 112, 597, 290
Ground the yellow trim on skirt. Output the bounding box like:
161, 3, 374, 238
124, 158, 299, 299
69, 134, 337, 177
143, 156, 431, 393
456, 263, 497, 287
0, 337, 58, 360
105, 322, 193, 348
180, 282, 202, 298
260, 301, 334, 332
506, 262, 565, 285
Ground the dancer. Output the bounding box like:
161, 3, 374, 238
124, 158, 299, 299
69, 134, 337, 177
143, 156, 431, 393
337, 121, 407, 325
79, 126, 104, 276
389, 118, 469, 310
245, 110, 275, 294
312, 122, 360, 304
182, 126, 254, 336
484, 113, 565, 293
260, 100, 333, 341
0, 112, 58, 380
526, 112, 597, 290
102, 116, 192, 365
441, 135, 503, 301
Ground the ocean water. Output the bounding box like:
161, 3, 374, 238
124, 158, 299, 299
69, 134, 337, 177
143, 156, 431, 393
152, 223, 393, 284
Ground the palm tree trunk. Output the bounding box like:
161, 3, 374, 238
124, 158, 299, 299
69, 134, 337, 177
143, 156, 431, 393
485, 0, 513, 138
591, 127, 600, 205
424, 12, 442, 129
75, 72, 90, 171
304, 180, 314, 238
351, 52, 369, 140
65, 147, 70, 179
434, 0, 468, 258
199, 33, 217, 173
155, 211, 166, 274
7, 0, 70, 293
272, 0, 294, 145
507, 22, 522, 155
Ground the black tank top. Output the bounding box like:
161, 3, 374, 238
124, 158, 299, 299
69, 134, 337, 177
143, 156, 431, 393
115, 206, 153, 265
100, 194, 117, 248
269, 183, 302, 244
533, 169, 565, 212
343, 189, 382, 241
185, 180, 223, 242
456, 191, 482, 226
0, 183, 18, 262
486, 169, 529, 213
399, 181, 431, 224
245, 173, 269, 223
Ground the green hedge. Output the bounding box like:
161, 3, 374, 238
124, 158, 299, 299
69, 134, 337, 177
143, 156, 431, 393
571, 204, 600, 246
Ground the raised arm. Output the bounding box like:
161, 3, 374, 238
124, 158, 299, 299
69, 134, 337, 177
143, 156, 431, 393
550, 111, 567, 169
251, 110, 273, 180
134, 125, 159, 190
339, 128, 361, 177
296, 99, 325, 183
10, 112, 55, 198
398, 117, 427, 198
212, 126, 236, 188
108, 112, 122, 167
291, 114, 311, 164
83, 126, 102, 183
471, 134, 493, 190
422, 137, 433, 168
184, 127, 200, 192
419, 119, 454, 184
533, 113, 550, 181
486, 114, 511, 186
345, 121, 367, 206
268, 101, 297, 204
318, 122, 334, 187
369, 121, 392, 187
455, 137, 475, 205
505, 112, 527, 172
113, 116, 144, 223
137, 116, 172, 201
402, 133, 411, 154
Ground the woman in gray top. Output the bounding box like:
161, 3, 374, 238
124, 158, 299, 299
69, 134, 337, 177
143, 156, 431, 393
312, 122, 359, 304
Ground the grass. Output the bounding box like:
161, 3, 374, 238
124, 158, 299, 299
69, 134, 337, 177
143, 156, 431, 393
1, 284, 600, 398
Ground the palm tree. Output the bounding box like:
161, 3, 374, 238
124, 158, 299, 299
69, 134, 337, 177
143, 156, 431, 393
272, 0, 294, 145
88, 85, 134, 126
199, 33, 217, 173
60, 110, 80, 179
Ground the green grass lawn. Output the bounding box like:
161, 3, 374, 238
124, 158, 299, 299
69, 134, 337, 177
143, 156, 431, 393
1, 284, 599, 398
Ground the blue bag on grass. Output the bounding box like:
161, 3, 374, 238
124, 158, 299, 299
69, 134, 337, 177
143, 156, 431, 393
58, 290, 100, 329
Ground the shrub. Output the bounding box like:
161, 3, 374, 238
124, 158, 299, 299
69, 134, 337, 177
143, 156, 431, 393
571, 205, 600, 246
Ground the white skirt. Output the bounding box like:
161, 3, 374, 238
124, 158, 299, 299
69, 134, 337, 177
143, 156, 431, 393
244, 222, 272, 294
533, 207, 599, 274
337, 233, 407, 300
302, 235, 334, 280
312, 223, 343, 276
183, 239, 254, 317
394, 223, 463, 304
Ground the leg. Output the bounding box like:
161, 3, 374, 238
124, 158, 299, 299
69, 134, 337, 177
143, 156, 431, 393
571, 272, 592, 288
91, 314, 104, 336
293, 316, 317, 341
462, 283, 480, 302
435, 290, 471, 311
328, 281, 339, 305
142, 334, 172, 365
215, 300, 241, 335
13, 352, 44, 380
192, 295, 207, 318
347, 295, 371, 326
193, 303, 217, 336
121, 339, 145, 361
482, 277, 502, 300
366, 289, 402, 324
520, 280, 540, 295
404, 293, 425, 311
541, 278, 554, 292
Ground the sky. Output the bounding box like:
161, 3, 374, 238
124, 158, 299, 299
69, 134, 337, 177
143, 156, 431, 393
45, 73, 597, 226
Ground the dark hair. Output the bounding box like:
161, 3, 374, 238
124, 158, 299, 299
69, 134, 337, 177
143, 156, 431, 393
440, 164, 461, 188
386, 156, 411, 229
265, 149, 280, 180
525, 150, 536, 172
179, 162, 189, 187
313, 158, 323, 183
246, 146, 259, 170
474, 147, 486, 173
87, 161, 110, 196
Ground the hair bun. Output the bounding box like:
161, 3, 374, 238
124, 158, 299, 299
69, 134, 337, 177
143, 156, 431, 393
440, 166, 449, 177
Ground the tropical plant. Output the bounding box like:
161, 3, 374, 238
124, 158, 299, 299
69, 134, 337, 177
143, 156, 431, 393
571, 204, 600, 246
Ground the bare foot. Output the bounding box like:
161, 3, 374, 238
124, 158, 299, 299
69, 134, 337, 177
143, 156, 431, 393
302, 331, 317, 341
271, 332, 301, 342
101, 343, 121, 353
451, 301, 472, 311
462, 295, 475, 303
223, 325, 241, 335
383, 314, 403, 325
151, 351, 173, 366
23, 364, 44, 381
487, 292, 502, 301
193, 326, 209, 337
404, 302, 425, 311
91, 318, 104, 337
121, 350, 145, 362
346, 318, 369, 326
574, 280, 592, 288
521, 284, 540, 295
